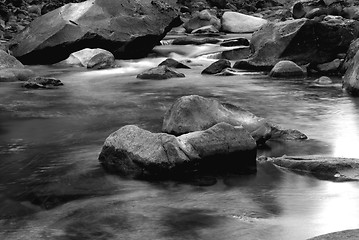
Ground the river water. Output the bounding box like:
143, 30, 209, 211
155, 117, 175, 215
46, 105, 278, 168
1, 40, 359, 240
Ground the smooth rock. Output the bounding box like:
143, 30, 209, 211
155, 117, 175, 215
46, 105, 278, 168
221, 12, 267, 33
292, 2, 306, 19
137, 65, 185, 80
87, 52, 115, 69
262, 155, 359, 181
341, 38, 359, 73
269, 60, 305, 78
158, 58, 191, 69
57, 48, 115, 68
98, 123, 257, 179
0, 49, 24, 69
307, 229, 359, 240
183, 9, 221, 33
162, 95, 272, 144
201, 59, 231, 74
343, 49, 359, 96
9, 0, 180, 64
22, 76, 63, 89
234, 18, 359, 70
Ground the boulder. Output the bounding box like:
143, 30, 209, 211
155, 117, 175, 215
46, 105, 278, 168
162, 95, 272, 144
314, 58, 342, 74
269, 60, 305, 78
9, 0, 180, 64
234, 18, 359, 70
221, 12, 267, 33
309, 76, 338, 88
343, 6, 359, 20
158, 58, 191, 69
87, 52, 115, 69
137, 65, 185, 80
57, 48, 115, 68
307, 229, 359, 240
0, 50, 35, 82
343, 49, 359, 96
261, 155, 359, 181
183, 9, 221, 33
201, 59, 231, 74
22, 76, 63, 89
341, 38, 359, 73
98, 123, 257, 179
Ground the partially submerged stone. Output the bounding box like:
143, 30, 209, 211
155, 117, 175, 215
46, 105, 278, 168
201, 59, 231, 74
158, 58, 191, 69
261, 155, 359, 181
137, 66, 185, 80
269, 60, 305, 78
99, 123, 257, 179
22, 76, 63, 89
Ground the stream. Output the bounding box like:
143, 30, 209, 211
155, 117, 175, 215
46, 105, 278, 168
1, 37, 359, 240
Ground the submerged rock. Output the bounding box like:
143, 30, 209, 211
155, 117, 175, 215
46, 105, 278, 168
158, 58, 191, 69
261, 155, 359, 181
9, 0, 180, 64
269, 60, 305, 78
221, 12, 267, 33
22, 76, 63, 89
137, 65, 185, 80
201, 59, 231, 74
162, 95, 272, 144
98, 123, 257, 179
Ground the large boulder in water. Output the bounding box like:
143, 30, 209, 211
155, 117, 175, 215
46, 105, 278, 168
162, 95, 272, 144
0, 50, 35, 82
9, 0, 180, 64
98, 123, 257, 179
234, 18, 359, 70
343, 49, 359, 96
269, 60, 305, 78
221, 12, 267, 33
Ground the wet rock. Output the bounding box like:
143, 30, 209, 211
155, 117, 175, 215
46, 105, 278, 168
162, 95, 272, 144
57, 48, 115, 68
22, 76, 63, 89
98, 123, 257, 179
269, 125, 308, 141
183, 9, 221, 33
87, 52, 115, 70
343, 49, 359, 96
309, 76, 338, 88
191, 25, 219, 34
172, 36, 220, 45
315, 58, 342, 74
262, 155, 359, 181
221, 47, 251, 61
158, 58, 190, 69
292, 2, 306, 19
221, 12, 267, 33
307, 229, 359, 240
9, 0, 180, 64
234, 18, 359, 70
0, 49, 35, 82
137, 65, 185, 80
201, 59, 231, 74
269, 60, 305, 78
341, 38, 359, 74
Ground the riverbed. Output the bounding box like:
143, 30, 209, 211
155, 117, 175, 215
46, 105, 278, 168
1, 42, 359, 239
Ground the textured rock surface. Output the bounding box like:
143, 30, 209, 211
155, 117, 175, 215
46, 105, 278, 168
9, 0, 180, 64
201, 59, 231, 74
343, 49, 359, 96
22, 76, 63, 89
183, 9, 221, 33
57, 48, 114, 68
99, 123, 257, 179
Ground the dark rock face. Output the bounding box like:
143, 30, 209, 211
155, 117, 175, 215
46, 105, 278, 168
172, 36, 220, 45
292, 2, 306, 19
261, 155, 359, 181
9, 0, 180, 64
137, 65, 185, 80
162, 95, 272, 144
269, 60, 305, 78
234, 18, 359, 70
98, 123, 257, 179
220, 38, 249, 47
201, 59, 231, 74
22, 76, 63, 89
158, 58, 190, 69
343, 49, 359, 96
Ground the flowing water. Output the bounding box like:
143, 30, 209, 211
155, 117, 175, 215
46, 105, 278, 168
1, 39, 359, 240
